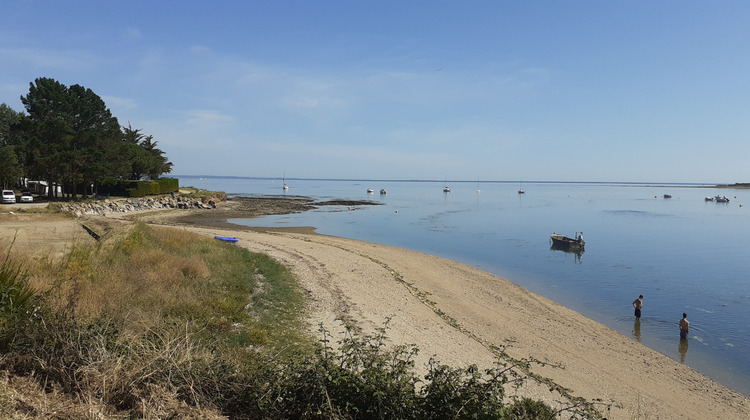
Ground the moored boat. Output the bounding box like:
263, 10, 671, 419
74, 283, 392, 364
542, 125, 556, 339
550, 232, 584, 249
715, 195, 730, 203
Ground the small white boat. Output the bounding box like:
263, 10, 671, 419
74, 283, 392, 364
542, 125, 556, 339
367, 188, 374, 194
443, 186, 451, 193
715, 195, 730, 203
705, 196, 715, 202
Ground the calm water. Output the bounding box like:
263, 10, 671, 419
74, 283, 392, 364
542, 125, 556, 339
179, 176, 750, 396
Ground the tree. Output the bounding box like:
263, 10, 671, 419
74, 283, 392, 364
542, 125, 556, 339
67, 84, 122, 197
139, 134, 173, 180
20, 78, 75, 198
0, 103, 23, 146
122, 123, 172, 180
0, 146, 22, 190
0, 104, 25, 189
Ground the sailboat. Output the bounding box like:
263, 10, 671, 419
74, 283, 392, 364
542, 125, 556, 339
282, 172, 289, 191
443, 178, 451, 193
518, 181, 525, 194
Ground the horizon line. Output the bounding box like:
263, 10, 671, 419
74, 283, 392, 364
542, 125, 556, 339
172, 174, 728, 187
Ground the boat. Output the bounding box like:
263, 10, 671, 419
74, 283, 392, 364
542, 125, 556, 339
663, 194, 672, 199
550, 232, 584, 249
715, 195, 730, 203
367, 188, 374, 194
214, 236, 239, 243
443, 186, 451, 193
380, 188, 387, 195
518, 181, 525, 194
705, 196, 715, 202
282, 172, 289, 191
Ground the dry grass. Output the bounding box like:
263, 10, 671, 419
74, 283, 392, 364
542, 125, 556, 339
0, 221, 310, 418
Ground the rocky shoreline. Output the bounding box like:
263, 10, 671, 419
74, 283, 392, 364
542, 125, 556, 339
58, 196, 217, 217
59, 195, 383, 233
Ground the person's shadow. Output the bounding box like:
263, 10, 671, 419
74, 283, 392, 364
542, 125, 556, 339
632, 319, 641, 342
678, 338, 689, 363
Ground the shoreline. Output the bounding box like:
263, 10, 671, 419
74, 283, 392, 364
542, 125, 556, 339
134, 198, 749, 419
182, 225, 749, 419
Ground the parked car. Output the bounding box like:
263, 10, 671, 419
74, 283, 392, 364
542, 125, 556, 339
20, 192, 33, 203
2, 190, 16, 204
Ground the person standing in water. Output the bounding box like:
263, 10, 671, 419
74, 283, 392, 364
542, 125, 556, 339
632, 295, 643, 319
680, 313, 690, 340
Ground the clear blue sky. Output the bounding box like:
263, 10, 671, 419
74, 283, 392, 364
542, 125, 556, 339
2, 1, 749, 183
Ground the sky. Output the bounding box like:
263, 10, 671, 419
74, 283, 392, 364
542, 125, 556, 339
1, 1, 749, 183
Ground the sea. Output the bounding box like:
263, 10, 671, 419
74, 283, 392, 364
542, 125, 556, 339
177, 175, 750, 397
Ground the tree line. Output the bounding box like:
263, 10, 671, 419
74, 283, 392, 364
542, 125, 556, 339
0, 77, 172, 199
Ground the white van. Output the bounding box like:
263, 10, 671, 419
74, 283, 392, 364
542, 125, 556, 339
2, 190, 16, 204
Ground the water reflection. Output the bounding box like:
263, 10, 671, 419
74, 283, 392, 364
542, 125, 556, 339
679, 338, 689, 363
633, 319, 641, 342
550, 244, 584, 264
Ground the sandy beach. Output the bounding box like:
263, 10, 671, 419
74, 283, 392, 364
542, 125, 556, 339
2, 199, 749, 419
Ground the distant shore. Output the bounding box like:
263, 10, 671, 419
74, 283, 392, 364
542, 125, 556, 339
134, 196, 750, 419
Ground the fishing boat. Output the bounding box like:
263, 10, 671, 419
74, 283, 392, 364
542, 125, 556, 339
550, 232, 584, 249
